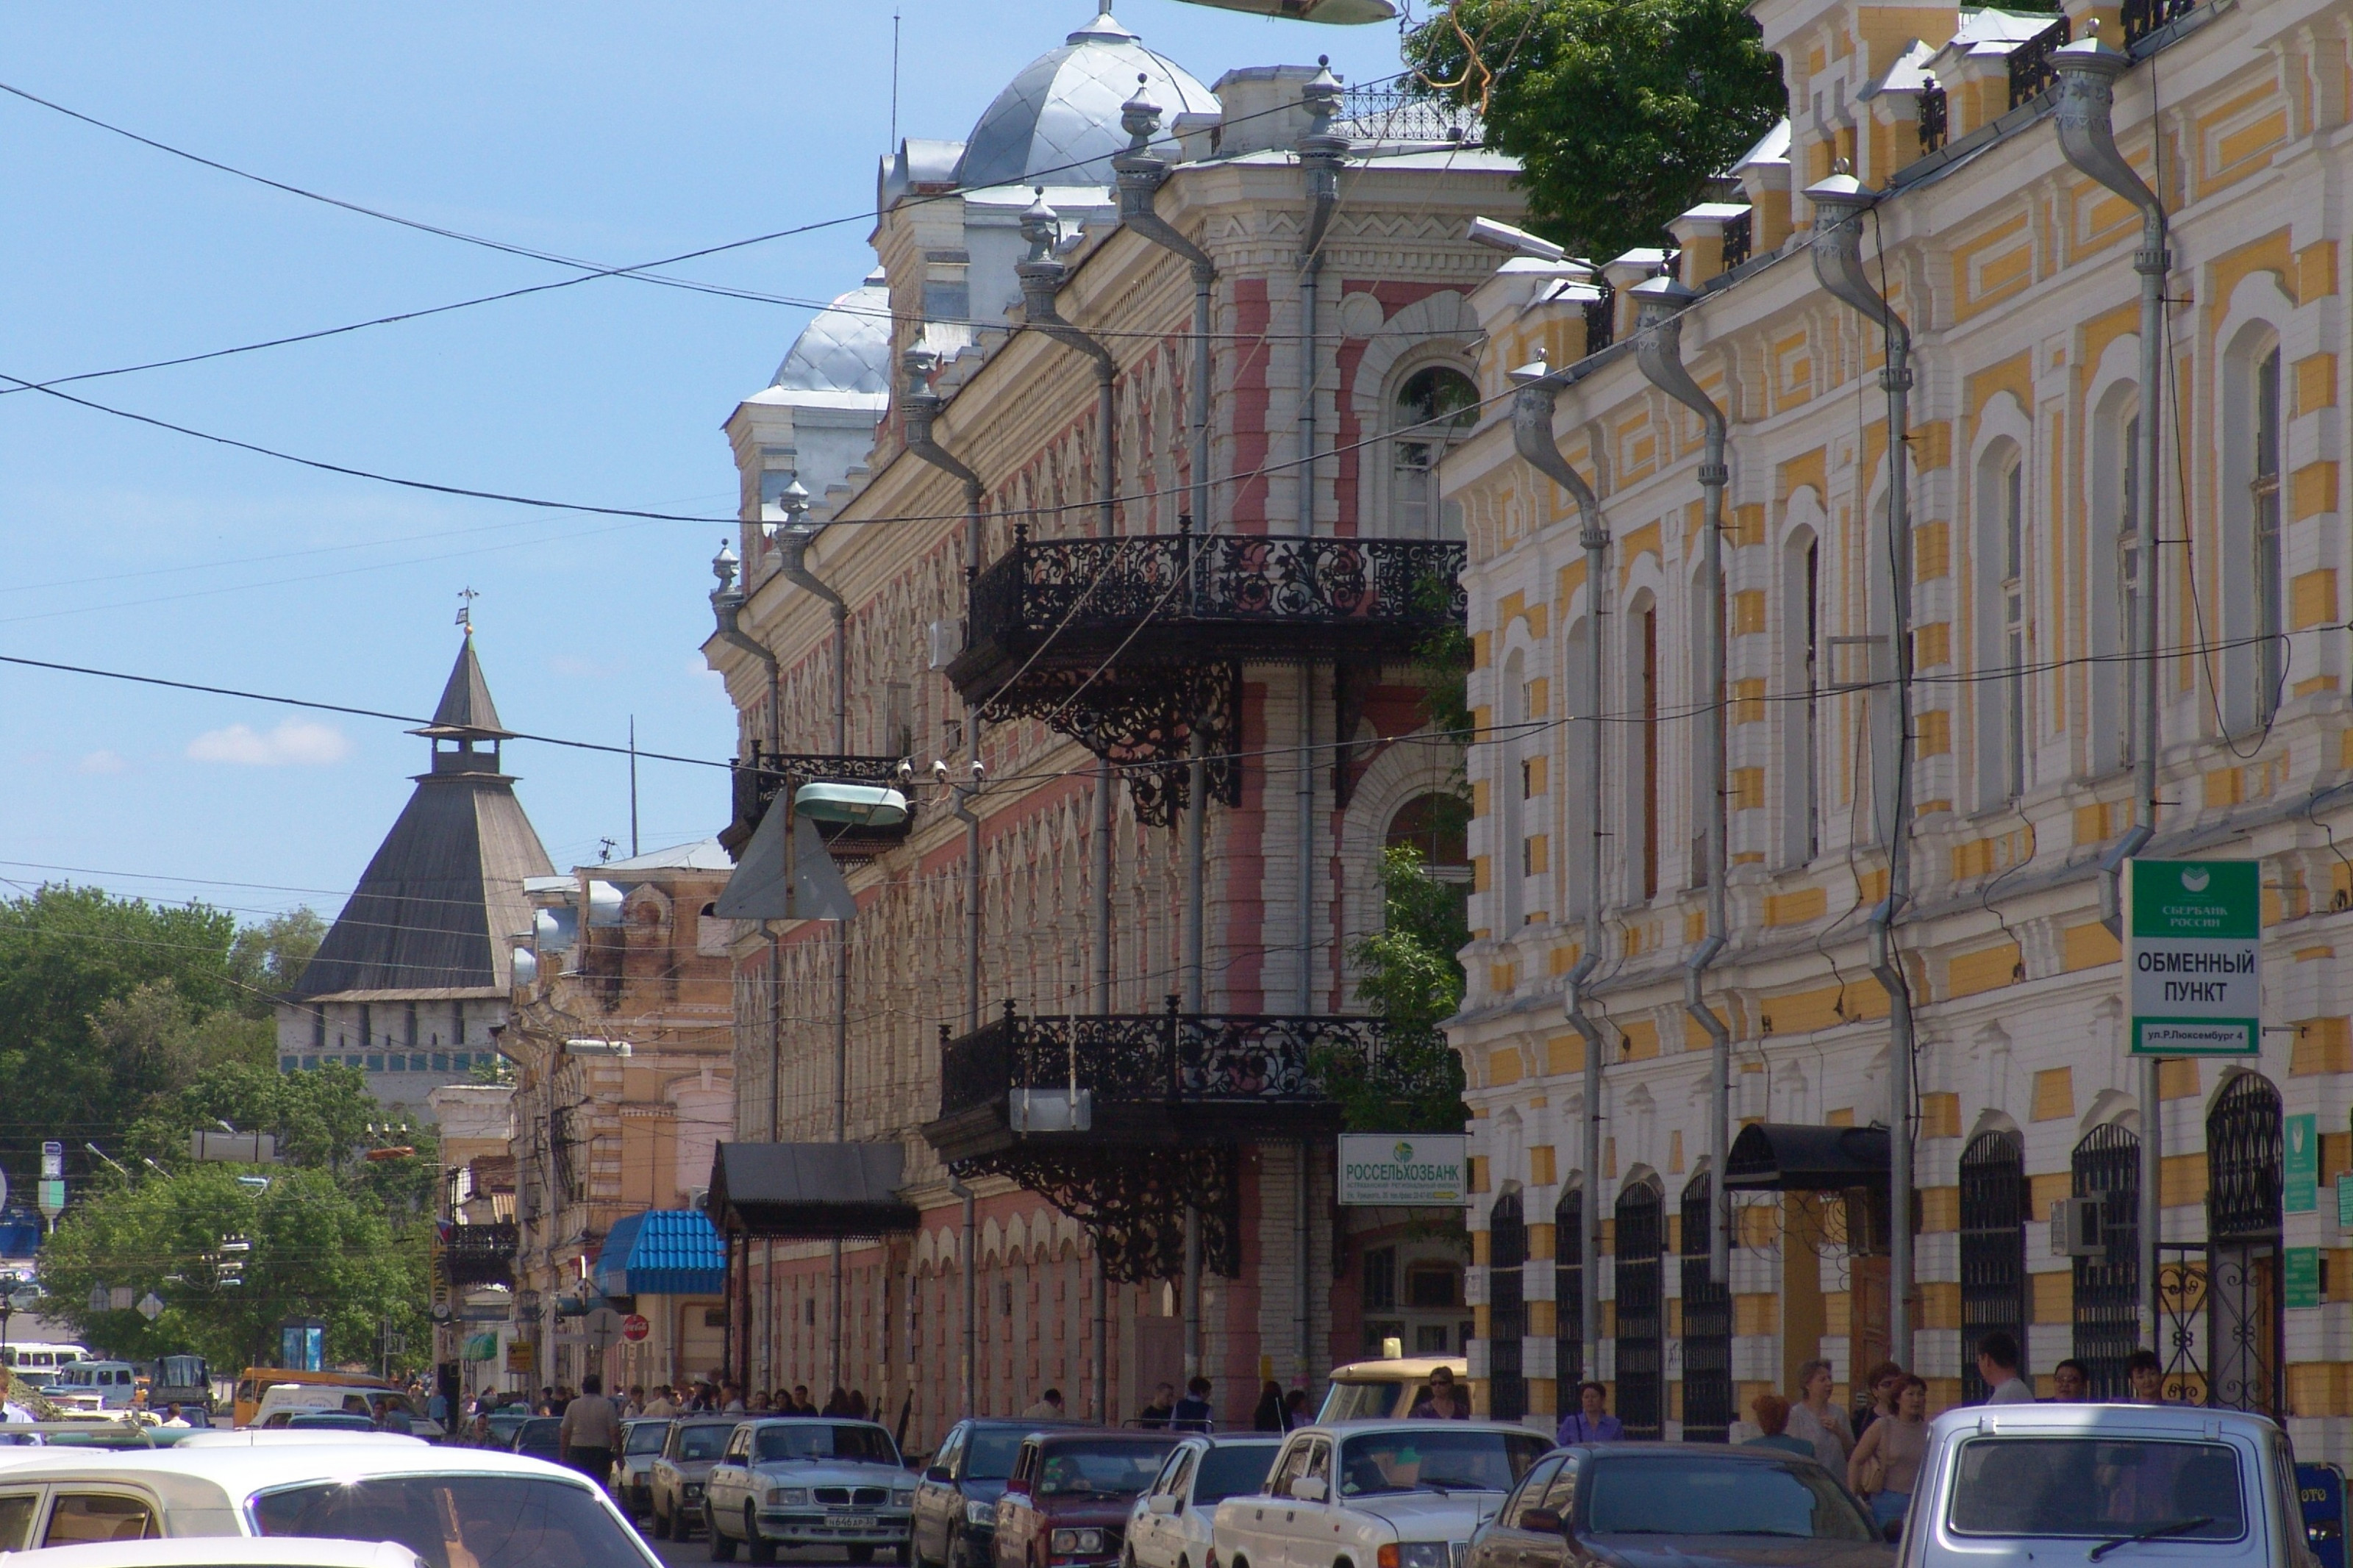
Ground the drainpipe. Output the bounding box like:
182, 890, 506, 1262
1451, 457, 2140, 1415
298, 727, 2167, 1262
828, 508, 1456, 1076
946, 1167, 977, 1417
1510, 354, 1611, 1350
1016, 193, 1122, 1024
2054, 34, 2169, 1356
1807, 173, 1918, 1370
1632, 276, 1733, 1288
1113, 82, 1214, 537
710, 543, 780, 752
903, 348, 988, 1037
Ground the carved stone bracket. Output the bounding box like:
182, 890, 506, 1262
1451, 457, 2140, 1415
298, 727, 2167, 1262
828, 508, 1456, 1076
958, 1142, 1241, 1284
983, 660, 1242, 827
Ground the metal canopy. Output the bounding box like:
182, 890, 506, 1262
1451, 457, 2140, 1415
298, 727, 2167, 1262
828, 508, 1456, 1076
704, 1142, 918, 1239
1724, 1122, 1891, 1191
594, 1209, 726, 1297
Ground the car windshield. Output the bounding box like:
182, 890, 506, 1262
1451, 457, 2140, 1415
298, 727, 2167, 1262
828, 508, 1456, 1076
1336, 1431, 1548, 1497
1317, 1382, 1404, 1423
1585, 1456, 1873, 1540
1037, 1445, 1173, 1499
254, 1474, 649, 1568
676, 1425, 735, 1461
518, 1418, 562, 1445
1195, 1445, 1281, 1505
626, 1423, 671, 1456
755, 1424, 900, 1464
967, 1431, 1028, 1481
1948, 1437, 2246, 1541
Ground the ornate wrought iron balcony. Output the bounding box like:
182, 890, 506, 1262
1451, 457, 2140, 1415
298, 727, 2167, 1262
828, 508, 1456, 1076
923, 999, 1383, 1163
721, 748, 914, 861
947, 526, 1466, 705
437, 1220, 518, 1289
2007, 15, 2071, 110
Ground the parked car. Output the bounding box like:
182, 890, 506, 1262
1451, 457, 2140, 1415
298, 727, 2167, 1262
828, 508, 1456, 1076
46, 1362, 140, 1413
1465, 1442, 1887, 1568
1313, 1361, 1469, 1425
913, 1418, 1091, 1568
512, 1416, 564, 1464
0, 1441, 656, 1565
1210, 1421, 1549, 1568
482, 1408, 534, 1449
251, 1386, 444, 1440
1898, 1400, 2310, 1567
613, 1416, 674, 1519
650, 1416, 742, 1542
995, 1430, 1183, 1568
1125, 1434, 1282, 1568
13, 1540, 426, 1568
282, 1412, 380, 1433
704, 1417, 915, 1565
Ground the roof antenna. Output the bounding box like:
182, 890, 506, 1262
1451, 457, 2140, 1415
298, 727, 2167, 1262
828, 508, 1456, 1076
454, 585, 479, 636
888, 8, 901, 148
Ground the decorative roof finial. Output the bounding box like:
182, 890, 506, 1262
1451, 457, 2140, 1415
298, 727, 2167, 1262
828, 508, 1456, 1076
454, 585, 479, 635
1021, 187, 1062, 263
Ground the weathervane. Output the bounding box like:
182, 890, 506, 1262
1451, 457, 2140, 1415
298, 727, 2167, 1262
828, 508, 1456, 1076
455, 586, 479, 635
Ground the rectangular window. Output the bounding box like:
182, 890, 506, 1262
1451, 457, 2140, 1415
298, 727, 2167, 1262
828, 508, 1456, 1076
2254, 347, 2284, 721
1640, 608, 1660, 899
2002, 461, 2027, 801
432, 1053, 450, 1073
1802, 543, 1821, 861
1363, 1245, 1397, 1311
301, 1056, 318, 1071
2118, 414, 2141, 768
365, 1055, 385, 1073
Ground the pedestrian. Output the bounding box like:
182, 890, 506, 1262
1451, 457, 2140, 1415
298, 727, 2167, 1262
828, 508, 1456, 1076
559, 1372, 621, 1483
1742, 1393, 1815, 1457
1138, 1383, 1176, 1429
2124, 1348, 2170, 1403
1847, 1375, 1929, 1532
644, 1384, 679, 1418
1851, 1360, 1904, 1441
1172, 1376, 1215, 1431
1974, 1331, 2033, 1404
1023, 1389, 1066, 1420
1408, 1367, 1470, 1420
722, 1383, 746, 1414
1283, 1389, 1313, 1430
1252, 1381, 1285, 1431
791, 1383, 813, 1414
429, 1386, 451, 1428
2047, 1359, 2090, 1402
371, 1396, 415, 1436
1555, 1381, 1621, 1444
850, 1389, 869, 1420
159, 1404, 190, 1428
1785, 1359, 1854, 1472
624, 1385, 646, 1418
750, 1391, 772, 1414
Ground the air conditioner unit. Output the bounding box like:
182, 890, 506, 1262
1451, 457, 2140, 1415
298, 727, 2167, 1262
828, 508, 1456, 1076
2049, 1195, 2104, 1257
928, 619, 965, 671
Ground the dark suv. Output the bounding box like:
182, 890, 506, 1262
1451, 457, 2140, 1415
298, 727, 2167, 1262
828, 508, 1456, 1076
993, 1431, 1181, 1568
913, 1419, 1090, 1568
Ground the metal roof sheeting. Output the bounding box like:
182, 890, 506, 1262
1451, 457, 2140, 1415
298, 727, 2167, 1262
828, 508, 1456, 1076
595, 1209, 727, 1297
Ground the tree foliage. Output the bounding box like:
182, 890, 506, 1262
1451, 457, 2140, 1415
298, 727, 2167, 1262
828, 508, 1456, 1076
1314, 845, 1471, 1132
1406, 0, 1787, 262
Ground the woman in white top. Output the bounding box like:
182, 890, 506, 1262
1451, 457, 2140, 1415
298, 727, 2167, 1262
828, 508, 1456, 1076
1782, 1358, 1854, 1473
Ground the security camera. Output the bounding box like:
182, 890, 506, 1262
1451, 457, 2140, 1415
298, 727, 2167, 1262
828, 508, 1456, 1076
932, 759, 951, 786
971, 759, 987, 784
897, 759, 915, 785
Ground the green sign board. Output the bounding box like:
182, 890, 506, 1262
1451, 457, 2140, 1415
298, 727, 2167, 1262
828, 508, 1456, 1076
2289, 1114, 2320, 1213
2124, 859, 2262, 1055
2288, 1246, 2324, 1310
2339, 1172, 2353, 1230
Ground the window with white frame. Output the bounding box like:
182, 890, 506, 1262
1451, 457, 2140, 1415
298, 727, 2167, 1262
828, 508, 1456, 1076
2253, 346, 2285, 722
1779, 531, 1822, 865
1390, 365, 1479, 538
1971, 437, 2029, 809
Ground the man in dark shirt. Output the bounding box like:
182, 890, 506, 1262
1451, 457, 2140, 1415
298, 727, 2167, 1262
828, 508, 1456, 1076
1137, 1383, 1176, 1429
1172, 1377, 1215, 1431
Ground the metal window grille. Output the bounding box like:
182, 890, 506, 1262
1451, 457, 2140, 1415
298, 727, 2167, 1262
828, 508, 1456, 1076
2205, 1074, 2284, 1417
2070, 1123, 2141, 1398
1959, 1128, 2028, 1402
1554, 1186, 1584, 1389
1488, 1193, 1527, 1421
1718, 211, 1752, 273
1583, 281, 1615, 357
1679, 1173, 1730, 1441
1615, 1181, 1665, 1439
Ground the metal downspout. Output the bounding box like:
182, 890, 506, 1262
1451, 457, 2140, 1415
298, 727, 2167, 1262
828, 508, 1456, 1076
710, 548, 781, 751
1807, 174, 1918, 1370
1511, 356, 1611, 1350
2054, 35, 2170, 1353
1632, 277, 1734, 1286
947, 1169, 977, 1418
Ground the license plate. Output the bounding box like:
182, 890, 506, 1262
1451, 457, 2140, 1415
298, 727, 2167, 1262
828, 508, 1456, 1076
832, 1516, 878, 1529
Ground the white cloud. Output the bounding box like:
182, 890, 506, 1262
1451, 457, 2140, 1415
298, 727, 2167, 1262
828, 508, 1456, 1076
76, 750, 128, 775
186, 720, 352, 767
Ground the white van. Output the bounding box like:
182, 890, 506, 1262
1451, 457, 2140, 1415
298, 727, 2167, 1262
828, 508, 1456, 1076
250, 1384, 442, 1439
47, 1362, 138, 1411
0, 1345, 92, 1390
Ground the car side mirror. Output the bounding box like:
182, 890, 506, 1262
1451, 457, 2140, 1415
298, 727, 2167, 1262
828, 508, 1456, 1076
1146, 1494, 1179, 1517
1882, 1519, 1904, 1544
926, 1466, 952, 1483
1291, 1478, 1327, 1503
1520, 1509, 1561, 1534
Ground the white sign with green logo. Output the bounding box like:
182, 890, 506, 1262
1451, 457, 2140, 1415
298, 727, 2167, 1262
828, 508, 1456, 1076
2125, 858, 2260, 1056
1338, 1134, 1466, 1206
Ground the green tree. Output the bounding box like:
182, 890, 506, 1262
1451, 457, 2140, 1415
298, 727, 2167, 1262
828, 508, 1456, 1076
226, 909, 326, 1017
1314, 845, 1471, 1132
1406, 0, 1787, 262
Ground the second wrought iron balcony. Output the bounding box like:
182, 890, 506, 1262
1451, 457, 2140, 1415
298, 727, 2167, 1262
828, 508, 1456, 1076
945, 523, 1468, 705
721, 748, 917, 861
924, 998, 1388, 1162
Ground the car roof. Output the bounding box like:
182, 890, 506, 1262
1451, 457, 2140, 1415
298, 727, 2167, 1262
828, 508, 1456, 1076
1566, 1442, 1832, 1461
1925, 1403, 2281, 1439
1187, 1434, 1282, 1447
0, 1443, 601, 1497
968, 1418, 1090, 1430
1326, 1358, 1468, 1381
11, 1539, 424, 1568
673, 1415, 741, 1427
1029, 1431, 1180, 1447
1296, 1420, 1539, 1436
175, 1433, 429, 1450
741, 1417, 890, 1430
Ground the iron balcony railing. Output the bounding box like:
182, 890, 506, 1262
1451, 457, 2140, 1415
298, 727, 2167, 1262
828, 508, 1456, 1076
957, 526, 1465, 678
1918, 84, 1949, 154
1718, 210, 1753, 273
2121, 0, 2198, 47
2008, 15, 2072, 110
438, 1220, 518, 1288
1584, 278, 1616, 354
937, 999, 1385, 1126
723, 749, 914, 858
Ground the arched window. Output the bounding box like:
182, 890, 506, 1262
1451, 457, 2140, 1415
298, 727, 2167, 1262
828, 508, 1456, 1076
1959, 1127, 2027, 1402
2221, 331, 2285, 732
2253, 347, 2285, 721
1779, 531, 1821, 866
2070, 1121, 2140, 1398
1487, 1192, 1527, 1421
1390, 366, 1479, 538
1554, 1184, 1583, 1389
1632, 600, 1660, 901
2088, 394, 2140, 776
1679, 1170, 1729, 1441
1972, 440, 2029, 807
1613, 1179, 1665, 1439
1502, 650, 1527, 931
2206, 1073, 2283, 1416
1386, 793, 1469, 875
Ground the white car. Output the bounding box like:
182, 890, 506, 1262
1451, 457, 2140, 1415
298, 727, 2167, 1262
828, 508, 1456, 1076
1209, 1422, 1549, 1568
14, 1540, 424, 1568
0, 1441, 657, 1566
1126, 1435, 1282, 1568
704, 1417, 916, 1564
249, 1385, 445, 1440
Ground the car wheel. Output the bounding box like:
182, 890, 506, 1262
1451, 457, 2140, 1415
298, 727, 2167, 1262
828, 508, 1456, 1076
849, 1547, 876, 1564
707, 1506, 737, 1561
652, 1503, 671, 1541
744, 1506, 778, 1566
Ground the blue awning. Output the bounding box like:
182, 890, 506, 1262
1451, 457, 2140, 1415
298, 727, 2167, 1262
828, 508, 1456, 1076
594, 1209, 726, 1297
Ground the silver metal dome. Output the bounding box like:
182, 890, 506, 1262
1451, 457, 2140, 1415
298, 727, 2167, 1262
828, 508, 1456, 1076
955, 7, 1218, 192
771, 270, 893, 395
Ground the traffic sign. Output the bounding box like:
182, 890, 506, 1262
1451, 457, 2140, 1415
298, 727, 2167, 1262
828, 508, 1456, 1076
136, 1292, 164, 1322
38, 1180, 63, 1220
40, 1145, 60, 1180
621, 1314, 650, 1343
2125, 858, 2261, 1055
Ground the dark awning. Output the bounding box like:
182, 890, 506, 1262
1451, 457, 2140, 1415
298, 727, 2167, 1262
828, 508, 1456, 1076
705, 1142, 920, 1239
1724, 1122, 1890, 1190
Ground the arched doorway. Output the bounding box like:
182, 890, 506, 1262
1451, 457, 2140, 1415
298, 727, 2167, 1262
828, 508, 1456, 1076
2070, 1121, 2140, 1398
1488, 1192, 1527, 1421
1679, 1169, 1729, 1441
1554, 1184, 1583, 1389
2206, 1073, 2283, 1417
1959, 1128, 2028, 1402
1615, 1179, 1665, 1440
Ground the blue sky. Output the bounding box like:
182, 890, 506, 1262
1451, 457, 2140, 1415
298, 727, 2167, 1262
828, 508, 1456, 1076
0, 1, 1415, 927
